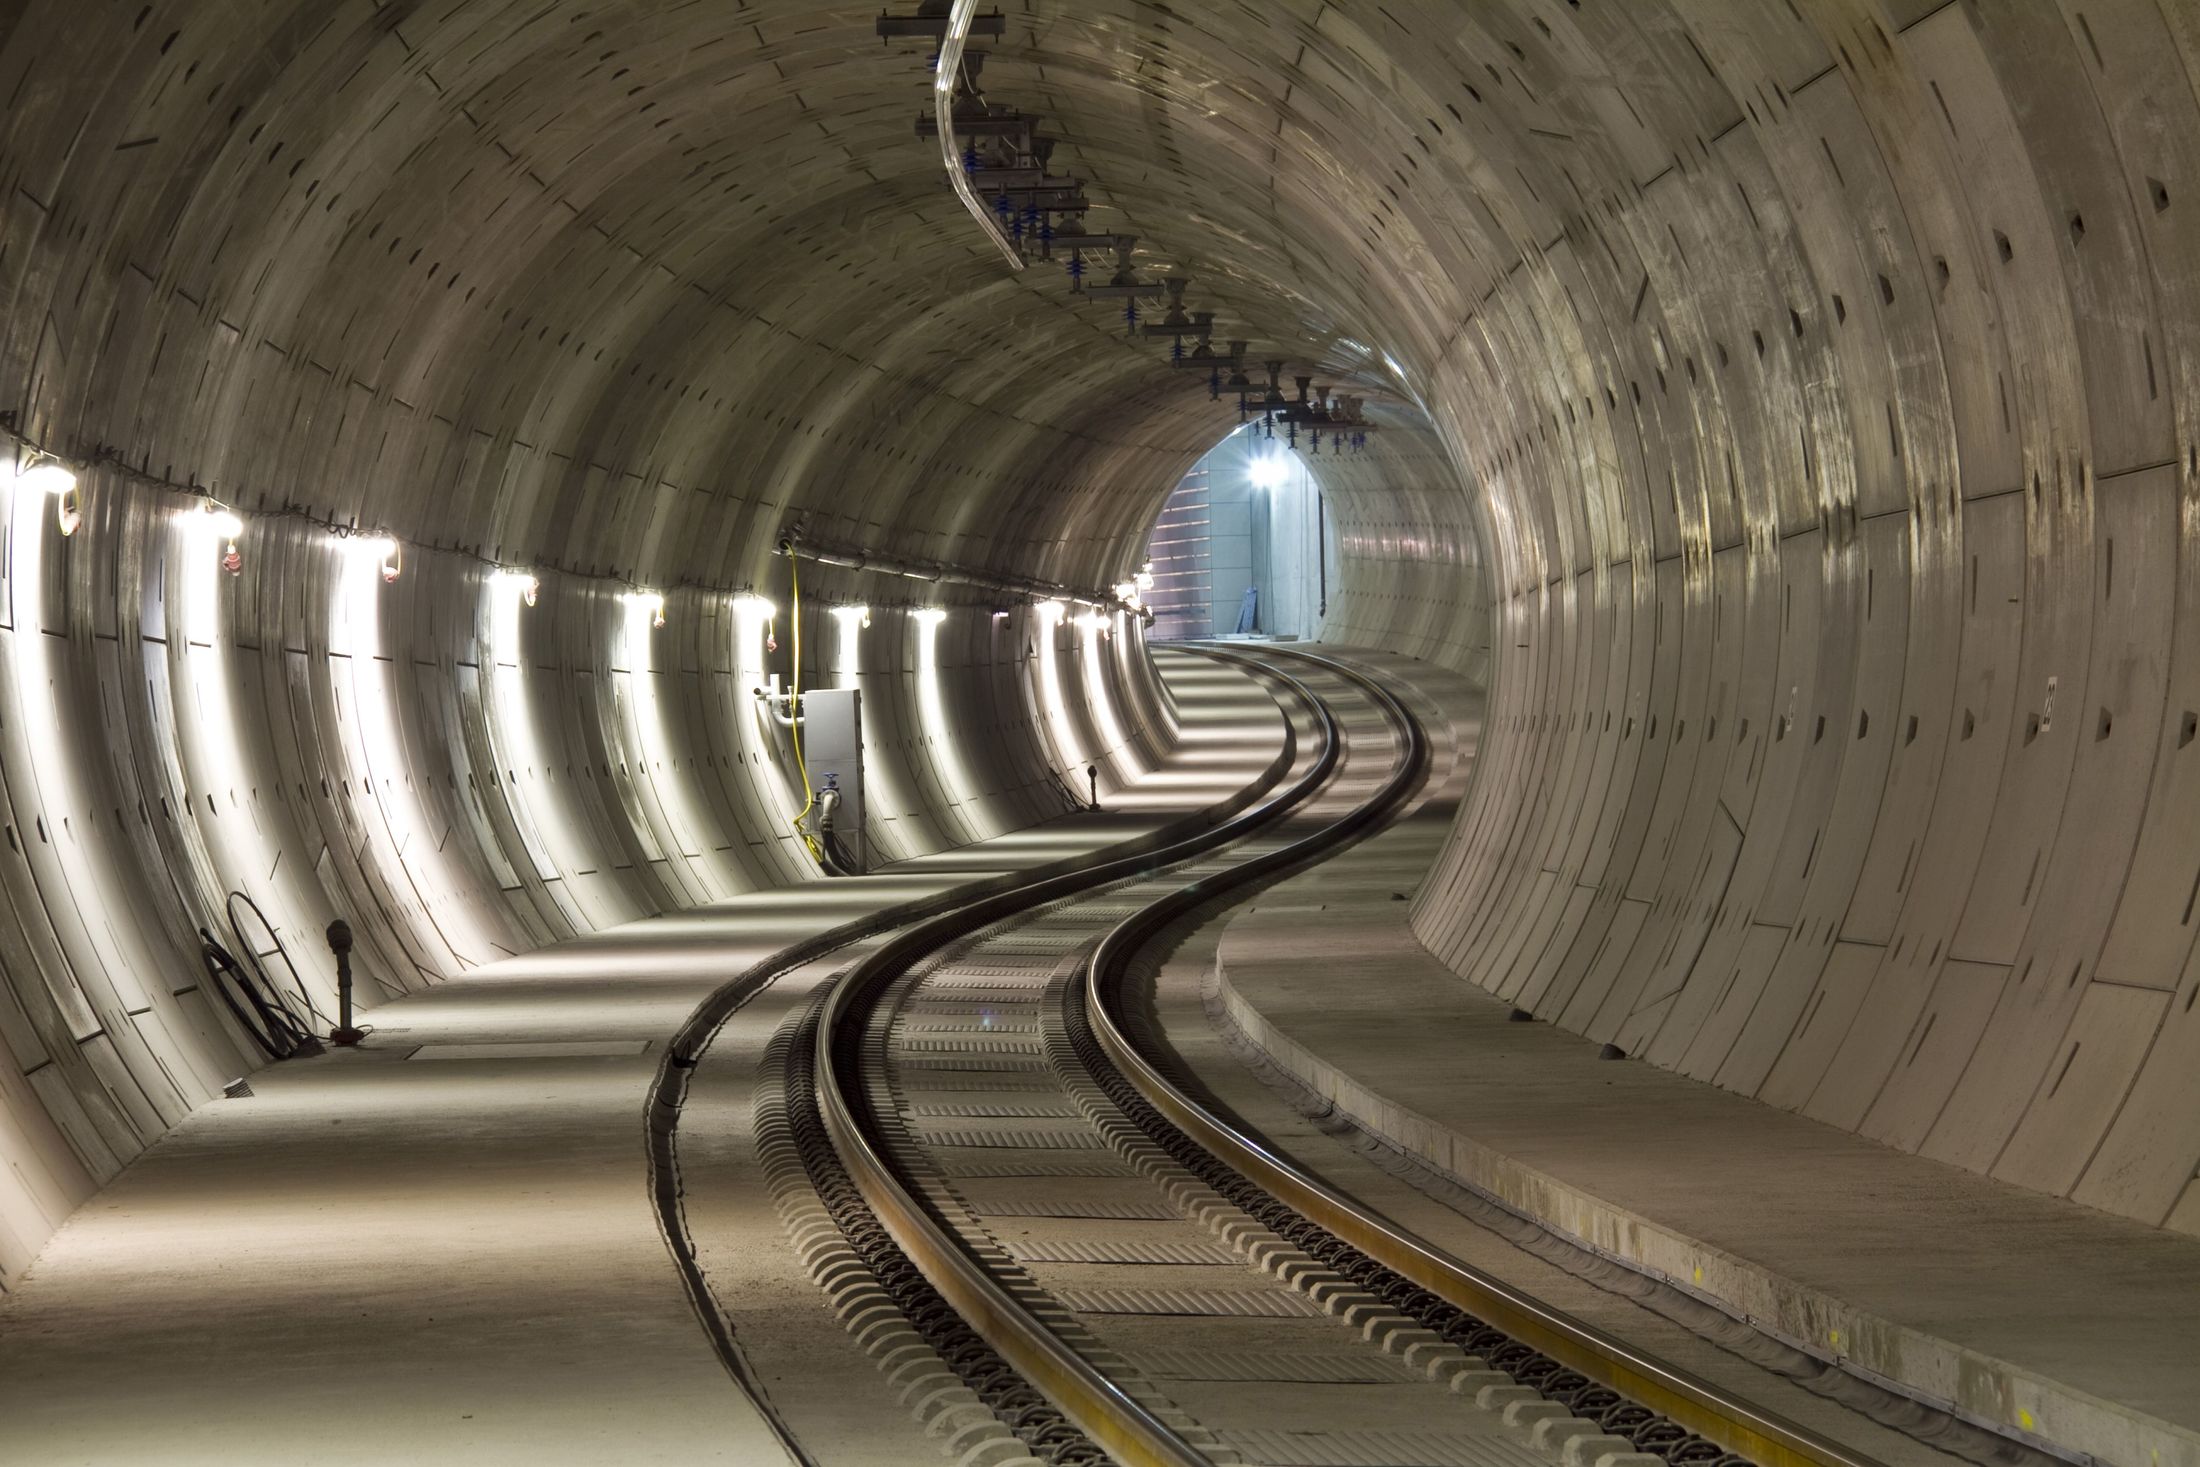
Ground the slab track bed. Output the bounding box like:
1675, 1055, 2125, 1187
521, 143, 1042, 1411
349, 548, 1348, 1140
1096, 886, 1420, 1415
711, 648, 1899, 1467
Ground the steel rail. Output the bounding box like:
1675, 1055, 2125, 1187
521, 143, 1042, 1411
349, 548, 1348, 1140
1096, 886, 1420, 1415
813, 648, 1347, 1467
646, 651, 1300, 1463
1082, 645, 1889, 1467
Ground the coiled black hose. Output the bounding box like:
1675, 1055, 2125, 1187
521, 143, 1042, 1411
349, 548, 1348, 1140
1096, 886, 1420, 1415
200, 928, 321, 1060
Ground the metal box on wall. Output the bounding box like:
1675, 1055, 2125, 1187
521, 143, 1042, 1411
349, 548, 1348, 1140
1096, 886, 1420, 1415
802, 687, 866, 873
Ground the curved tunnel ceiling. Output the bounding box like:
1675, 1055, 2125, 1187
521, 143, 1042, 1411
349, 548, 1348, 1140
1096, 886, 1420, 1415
3, 0, 1464, 603
1, 0, 2197, 1280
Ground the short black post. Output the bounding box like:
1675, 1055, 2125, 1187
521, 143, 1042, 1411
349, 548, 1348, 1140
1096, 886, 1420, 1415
1087, 763, 1100, 812
325, 919, 367, 1046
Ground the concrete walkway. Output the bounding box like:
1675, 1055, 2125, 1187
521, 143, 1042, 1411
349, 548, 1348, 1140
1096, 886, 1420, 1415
0, 652, 1286, 1466
1210, 658, 2200, 1467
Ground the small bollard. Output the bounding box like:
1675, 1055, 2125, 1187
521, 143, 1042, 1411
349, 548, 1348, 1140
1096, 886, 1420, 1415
1087, 763, 1100, 812
325, 918, 367, 1046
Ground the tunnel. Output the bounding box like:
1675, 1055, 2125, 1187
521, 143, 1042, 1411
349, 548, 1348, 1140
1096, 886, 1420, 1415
0, 2, 2195, 1464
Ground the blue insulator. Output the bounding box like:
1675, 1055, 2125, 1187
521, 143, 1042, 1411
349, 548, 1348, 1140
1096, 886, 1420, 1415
1066, 255, 1084, 283
1171, 338, 1185, 364
1124, 301, 1140, 333
963, 145, 981, 173
994, 192, 1013, 221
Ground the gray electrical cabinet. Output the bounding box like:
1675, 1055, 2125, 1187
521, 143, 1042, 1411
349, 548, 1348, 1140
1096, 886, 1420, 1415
802, 687, 867, 873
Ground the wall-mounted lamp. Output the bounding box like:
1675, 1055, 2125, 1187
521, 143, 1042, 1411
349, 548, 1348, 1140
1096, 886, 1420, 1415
912, 607, 949, 628
1035, 598, 1067, 624
13, 452, 81, 536
339, 532, 401, 583
13, 453, 74, 498
829, 603, 872, 631
491, 568, 540, 606
192, 501, 244, 575
732, 592, 778, 657
623, 589, 667, 628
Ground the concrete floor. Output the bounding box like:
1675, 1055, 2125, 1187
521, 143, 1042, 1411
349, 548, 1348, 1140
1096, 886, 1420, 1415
0, 655, 1285, 1466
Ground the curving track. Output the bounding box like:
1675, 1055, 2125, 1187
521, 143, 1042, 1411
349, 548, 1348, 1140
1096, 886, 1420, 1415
693, 646, 1894, 1467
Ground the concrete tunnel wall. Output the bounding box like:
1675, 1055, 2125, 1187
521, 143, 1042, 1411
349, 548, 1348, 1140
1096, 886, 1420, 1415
0, 0, 2196, 1290
0, 473, 1181, 1285
1391, 2, 2200, 1237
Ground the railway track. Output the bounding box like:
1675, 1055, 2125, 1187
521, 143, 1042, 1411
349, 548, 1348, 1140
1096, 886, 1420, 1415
707, 647, 1888, 1467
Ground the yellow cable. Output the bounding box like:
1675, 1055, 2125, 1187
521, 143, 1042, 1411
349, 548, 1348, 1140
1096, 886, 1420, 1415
787, 552, 824, 862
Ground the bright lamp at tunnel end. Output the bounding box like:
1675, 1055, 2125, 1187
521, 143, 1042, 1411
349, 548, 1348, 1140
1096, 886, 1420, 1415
1248, 453, 1290, 491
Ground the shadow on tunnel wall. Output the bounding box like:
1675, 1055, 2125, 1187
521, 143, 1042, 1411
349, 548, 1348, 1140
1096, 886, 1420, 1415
0, 472, 1172, 1283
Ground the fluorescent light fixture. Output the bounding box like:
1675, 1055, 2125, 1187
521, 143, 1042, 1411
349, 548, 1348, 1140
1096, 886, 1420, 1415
1035, 599, 1067, 623
1076, 612, 1112, 634
732, 592, 776, 621
492, 568, 539, 598
623, 589, 666, 628
13, 455, 75, 497
338, 532, 401, 583
912, 607, 949, 627
1134, 567, 1156, 592
829, 603, 871, 627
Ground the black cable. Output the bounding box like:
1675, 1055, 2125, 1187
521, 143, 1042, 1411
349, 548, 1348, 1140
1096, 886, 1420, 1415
199, 928, 321, 1060
821, 826, 860, 877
